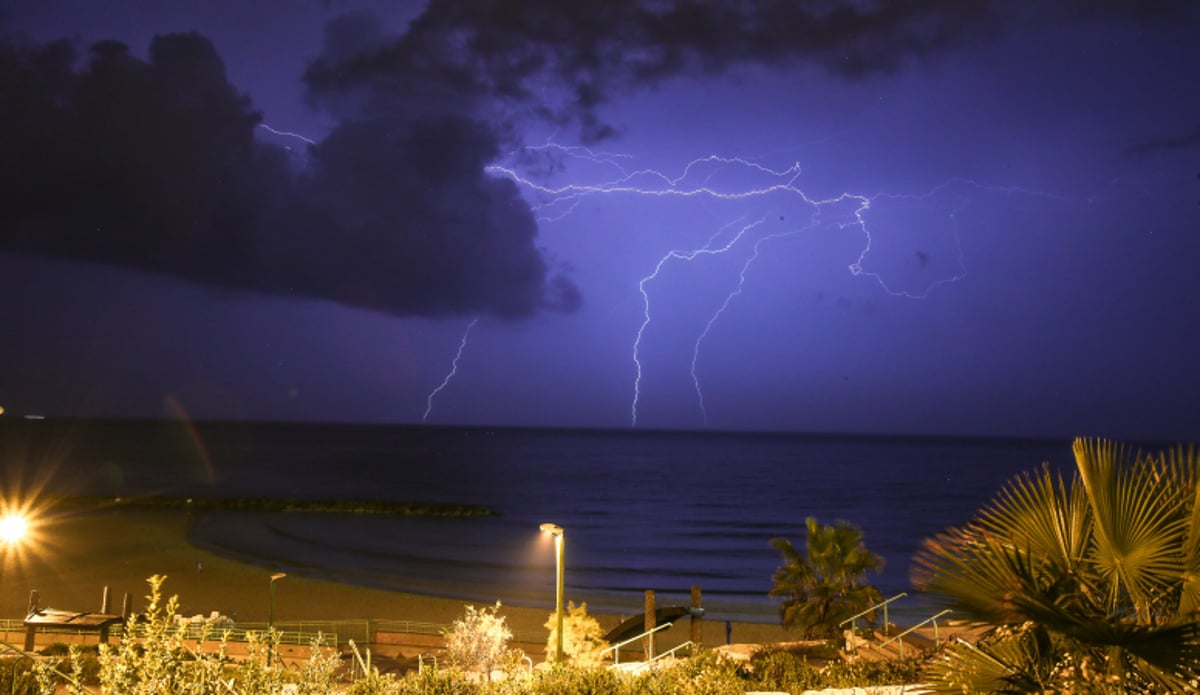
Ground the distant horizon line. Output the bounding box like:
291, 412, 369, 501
0, 411, 1148, 448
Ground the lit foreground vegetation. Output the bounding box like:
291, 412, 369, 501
6, 437, 1199, 693
916, 439, 1200, 693
1, 575, 919, 694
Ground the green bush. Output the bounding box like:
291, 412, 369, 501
626, 650, 746, 695
819, 654, 923, 688
17, 574, 930, 694
0, 656, 38, 695
528, 664, 623, 694
746, 649, 822, 691
744, 647, 923, 693
389, 667, 482, 695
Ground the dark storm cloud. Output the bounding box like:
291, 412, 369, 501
302, 0, 1002, 143
303, 0, 1195, 144
1126, 124, 1200, 156
2, 1, 1190, 320
0, 30, 577, 319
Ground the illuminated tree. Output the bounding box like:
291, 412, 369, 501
442, 602, 513, 682
544, 601, 610, 667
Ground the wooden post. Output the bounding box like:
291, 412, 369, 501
101, 585, 111, 614
122, 593, 132, 620
24, 590, 39, 650
690, 585, 702, 649
643, 589, 655, 661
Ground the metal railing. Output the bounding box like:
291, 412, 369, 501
876, 609, 953, 656
651, 640, 694, 662
371, 619, 446, 636
1, 638, 93, 694
6, 615, 544, 652
6, 618, 336, 648
599, 622, 674, 665
839, 592, 907, 639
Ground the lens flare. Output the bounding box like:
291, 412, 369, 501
0, 513, 28, 544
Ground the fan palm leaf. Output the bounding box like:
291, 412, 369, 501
1074, 439, 1188, 620
915, 438, 1200, 693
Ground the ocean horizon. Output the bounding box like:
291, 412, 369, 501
2, 417, 1094, 623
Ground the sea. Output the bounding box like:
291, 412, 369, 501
1, 418, 1085, 624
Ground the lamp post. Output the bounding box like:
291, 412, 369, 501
268, 572, 286, 665
0, 514, 28, 548
539, 522, 564, 664
0, 511, 30, 619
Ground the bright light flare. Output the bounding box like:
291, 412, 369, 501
0, 496, 51, 566
0, 513, 28, 545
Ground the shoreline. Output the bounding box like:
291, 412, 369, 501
5, 507, 790, 648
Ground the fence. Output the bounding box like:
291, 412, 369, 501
4, 616, 544, 655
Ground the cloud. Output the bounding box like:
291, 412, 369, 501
2, 2, 1190, 320
1126, 123, 1200, 157
302, 1, 1004, 143
302, 1, 1195, 144
0, 30, 577, 319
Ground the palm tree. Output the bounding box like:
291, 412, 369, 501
913, 438, 1200, 693
769, 516, 884, 639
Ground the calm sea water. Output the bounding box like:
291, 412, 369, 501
2, 419, 1078, 622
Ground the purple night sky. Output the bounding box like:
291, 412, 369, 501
1, 1, 1197, 440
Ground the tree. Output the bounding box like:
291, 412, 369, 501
442, 602, 514, 682
768, 517, 884, 639
914, 438, 1200, 693
544, 601, 611, 667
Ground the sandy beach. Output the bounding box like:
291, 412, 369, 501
2, 506, 790, 650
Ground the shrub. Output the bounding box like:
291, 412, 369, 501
744, 647, 923, 693
0, 656, 37, 695
390, 666, 481, 695
442, 602, 517, 683
528, 664, 623, 694
543, 602, 610, 667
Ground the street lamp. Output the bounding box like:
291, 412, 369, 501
0, 514, 28, 547
268, 572, 286, 665
539, 522, 564, 664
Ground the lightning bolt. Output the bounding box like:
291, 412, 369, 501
689, 217, 809, 425
251, 125, 1066, 428
423, 317, 480, 423
635, 215, 773, 426
256, 123, 317, 145
490, 144, 1068, 428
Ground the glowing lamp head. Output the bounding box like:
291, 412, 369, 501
540, 522, 563, 537
0, 513, 28, 545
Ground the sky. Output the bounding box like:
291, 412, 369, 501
1, 0, 1197, 441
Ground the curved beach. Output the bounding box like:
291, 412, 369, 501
3, 507, 789, 648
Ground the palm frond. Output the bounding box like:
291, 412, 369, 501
975, 463, 1090, 568
1074, 438, 1188, 620
1167, 444, 1200, 616
924, 626, 1061, 695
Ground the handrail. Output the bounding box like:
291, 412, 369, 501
599, 622, 673, 665
0, 638, 95, 694
651, 640, 693, 662
876, 609, 953, 656
838, 592, 907, 640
